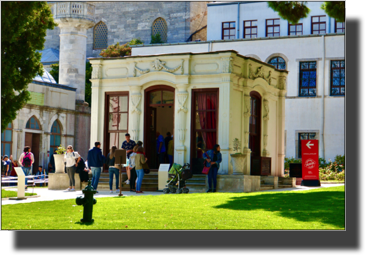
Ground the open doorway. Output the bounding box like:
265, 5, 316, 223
144, 85, 174, 170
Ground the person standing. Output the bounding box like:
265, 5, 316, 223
3, 155, 11, 176
167, 135, 174, 168
203, 144, 222, 193
35, 165, 47, 187
121, 133, 136, 184
64, 145, 81, 191
135, 146, 148, 193
128, 145, 139, 192
164, 132, 172, 163
87, 141, 106, 193
156, 132, 166, 165
106, 145, 120, 193
9, 155, 18, 177
76, 156, 89, 185
19, 146, 35, 190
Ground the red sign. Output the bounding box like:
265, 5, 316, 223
301, 140, 319, 180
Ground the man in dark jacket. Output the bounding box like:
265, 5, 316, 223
87, 141, 106, 192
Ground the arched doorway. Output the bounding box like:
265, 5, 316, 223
249, 91, 262, 175
144, 85, 175, 169
25, 116, 42, 174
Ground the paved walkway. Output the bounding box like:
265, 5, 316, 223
1, 183, 344, 206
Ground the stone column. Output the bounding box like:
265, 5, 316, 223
243, 95, 251, 174
175, 84, 189, 165
262, 98, 270, 157
129, 86, 143, 142
54, 3, 95, 103
277, 91, 286, 177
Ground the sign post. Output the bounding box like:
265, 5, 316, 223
14, 167, 27, 200
301, 140, 321, 186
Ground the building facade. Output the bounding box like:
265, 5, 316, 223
131, 1, 345, 162
89, 51, 288, 177
1, 71, 91, 174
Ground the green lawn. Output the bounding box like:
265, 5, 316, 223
1, 186, 345, 230
2, 190, 37, 198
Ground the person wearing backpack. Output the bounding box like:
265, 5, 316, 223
18, 146, 35, 189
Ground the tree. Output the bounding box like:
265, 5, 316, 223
267, 1, 345, 24
1, 2, 57, 132
267, 2, 310, 25
321, 2, 345, 22
151, 33, 163, 44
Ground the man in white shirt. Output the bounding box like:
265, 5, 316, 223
19, 146, 35, 189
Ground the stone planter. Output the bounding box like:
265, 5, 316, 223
230, 153, 246, 175
54, 154, 65, 173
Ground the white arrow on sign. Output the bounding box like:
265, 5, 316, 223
306, 141, 314, 149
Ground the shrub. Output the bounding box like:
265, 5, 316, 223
151, 33, 163, 44
99, 38, 143, 58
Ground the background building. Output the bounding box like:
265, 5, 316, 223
131, 1, 345, 161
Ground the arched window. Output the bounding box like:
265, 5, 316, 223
268, 57, 286, 70
94, 21, 108, 50
152, 17, 167, 43
1, 123, 12, 157
50, 120, 61, 156
26, 116, 41, 130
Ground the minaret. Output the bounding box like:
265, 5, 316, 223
50, 2, 94, 159
51, 2, 95, 103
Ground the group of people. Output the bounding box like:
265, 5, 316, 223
1, 146, 47, 189
84, 133, 148, 193
2, 131, 223, 193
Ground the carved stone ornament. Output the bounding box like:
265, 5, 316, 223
249, 64, 277, 86
177, 91, 188, 113
177, 128, 186, 145
150, 58, 184, 74
244, 97, 250, 117
130, 95, 142, 115
263, 99, 269, 121
262, 134, 269, 156
277, 75, 287, 90
133, 62, 150, 77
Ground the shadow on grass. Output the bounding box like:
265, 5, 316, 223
214, 190, 345, 228
74, 221, 94, 226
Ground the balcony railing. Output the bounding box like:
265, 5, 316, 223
52, 2, 95, 22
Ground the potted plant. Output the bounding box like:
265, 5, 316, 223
53, 144, 66, 173
230, 138, 246, 175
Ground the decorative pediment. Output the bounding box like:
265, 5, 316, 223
248, 64, 277, 87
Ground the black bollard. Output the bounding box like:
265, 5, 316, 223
76, 180, 97, 223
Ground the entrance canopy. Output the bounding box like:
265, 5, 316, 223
89, 50, 288, 176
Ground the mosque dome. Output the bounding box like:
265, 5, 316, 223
33, 67, 57, 84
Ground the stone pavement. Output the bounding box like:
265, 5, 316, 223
1, 184, 344, 206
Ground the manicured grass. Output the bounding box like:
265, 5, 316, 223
2, 190, 37, 198
1, 186, 345, 230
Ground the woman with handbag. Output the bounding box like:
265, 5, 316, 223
203, 144, 222, 193
135, 146, 148, 193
